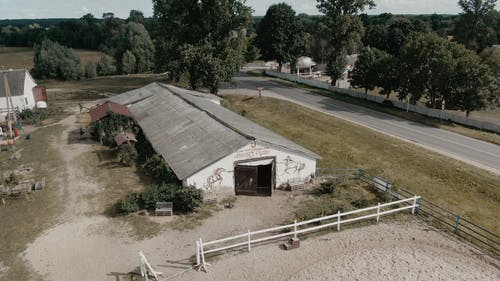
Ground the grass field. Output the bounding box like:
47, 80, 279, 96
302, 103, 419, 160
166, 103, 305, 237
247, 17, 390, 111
0, 46, 102, 70
222, 95, 500, 233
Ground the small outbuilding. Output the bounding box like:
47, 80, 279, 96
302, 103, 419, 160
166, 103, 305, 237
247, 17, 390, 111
89, 101, 133, 123
110, 83, 320, 197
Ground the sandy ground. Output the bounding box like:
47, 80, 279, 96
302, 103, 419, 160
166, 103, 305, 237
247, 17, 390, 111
185, 220, 500, 281
19, 110, 500, 281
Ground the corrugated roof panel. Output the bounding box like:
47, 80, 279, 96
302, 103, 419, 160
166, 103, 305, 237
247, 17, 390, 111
112, 83, 319, 180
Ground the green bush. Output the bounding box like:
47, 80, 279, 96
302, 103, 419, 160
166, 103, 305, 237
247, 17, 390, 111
142, 154, 180, 184
173, 186, 203, 212
351, 199, 370, 209
95, 113, 137, 146
117, 143, 138, 166
84, 62, 97, 78
32, 39, 81, 80
318, 180, 336, 194
117, 192, 141, 213
140, 183, 180, 210
117, 183, 204, 214
97, 54, 117, 76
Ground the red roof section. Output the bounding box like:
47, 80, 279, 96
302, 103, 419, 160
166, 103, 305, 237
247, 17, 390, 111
89, 101, 133, 123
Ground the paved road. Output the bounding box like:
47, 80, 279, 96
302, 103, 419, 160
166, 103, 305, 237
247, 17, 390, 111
220, 73, 500, 175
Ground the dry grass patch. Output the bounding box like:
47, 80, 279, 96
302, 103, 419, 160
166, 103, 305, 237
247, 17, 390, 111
222, 95, 500, 233
0, 46, 101, 70
0, 124, 66, 281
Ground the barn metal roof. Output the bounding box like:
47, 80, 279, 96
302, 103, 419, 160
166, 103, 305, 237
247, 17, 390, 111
0, 69, 33, 97
111, 83, 319, 180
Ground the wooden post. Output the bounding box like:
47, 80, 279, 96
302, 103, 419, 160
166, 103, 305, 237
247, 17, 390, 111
294, 220, 298, 239
376, 203, 381, 222
455, 215, 461, 235
247, 230, 251, 252
257, 87, 264, 98
199, 238, 209, 272
411, 196, 418, 214
196, 241, 201, 266
337, 210, 341, 231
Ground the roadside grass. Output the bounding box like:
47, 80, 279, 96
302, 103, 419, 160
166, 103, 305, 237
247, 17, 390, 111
257, 72, 500, 146
222, 95, 500, 233
0, 124, 66, 281
0, 46, 101, 70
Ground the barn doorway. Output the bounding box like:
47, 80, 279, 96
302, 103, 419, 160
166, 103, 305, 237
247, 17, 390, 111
234, 159, 274, 196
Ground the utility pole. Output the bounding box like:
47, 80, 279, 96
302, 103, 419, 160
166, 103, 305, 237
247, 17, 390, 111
2, 72, 13, 139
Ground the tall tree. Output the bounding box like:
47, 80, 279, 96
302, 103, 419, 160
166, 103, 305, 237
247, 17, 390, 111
117, 22, 155, 73
350, 47, 379, 94
153, 0, 252, 93
316, 0, 375, 84
454, 0, 499, 51
128, 10, 145, 24
32, 39, 81, 80
256, 3, 306, 70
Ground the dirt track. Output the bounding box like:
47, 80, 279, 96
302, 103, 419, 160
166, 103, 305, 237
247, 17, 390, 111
20, 112, 500, 281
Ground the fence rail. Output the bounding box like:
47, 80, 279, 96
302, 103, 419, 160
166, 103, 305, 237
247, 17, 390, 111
195, 196, 420, 271
359, 172, 500, 256
265, 70, 500, 133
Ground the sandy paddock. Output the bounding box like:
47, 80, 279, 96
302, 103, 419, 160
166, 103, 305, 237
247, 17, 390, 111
184, 220, 499, 281
16, 111, 500, 281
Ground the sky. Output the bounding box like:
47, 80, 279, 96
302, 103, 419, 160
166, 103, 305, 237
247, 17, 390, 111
0, 0, 499, 19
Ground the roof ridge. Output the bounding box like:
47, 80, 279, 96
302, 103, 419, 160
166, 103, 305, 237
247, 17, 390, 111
158, 84, 256, 142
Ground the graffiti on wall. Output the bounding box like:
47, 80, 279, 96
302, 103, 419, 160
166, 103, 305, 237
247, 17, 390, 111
204, 168, 227, 190
279, 156, 305, 175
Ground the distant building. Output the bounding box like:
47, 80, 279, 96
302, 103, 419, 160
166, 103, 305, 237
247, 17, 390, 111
0, 69, 38, 118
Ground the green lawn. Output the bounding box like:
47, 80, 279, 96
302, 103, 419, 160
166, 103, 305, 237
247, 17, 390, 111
222, 95, 500, 233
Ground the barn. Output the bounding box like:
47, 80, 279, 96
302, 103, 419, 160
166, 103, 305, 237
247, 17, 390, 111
0, 69, 38, 117
109, 83, 319, 197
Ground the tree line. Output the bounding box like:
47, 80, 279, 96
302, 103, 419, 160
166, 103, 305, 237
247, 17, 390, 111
253, 0, 499, 116
1, 0, 498, 114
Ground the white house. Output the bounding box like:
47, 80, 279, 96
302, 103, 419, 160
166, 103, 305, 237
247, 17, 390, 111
0, 69, 37, 117
110, 83, 319, 197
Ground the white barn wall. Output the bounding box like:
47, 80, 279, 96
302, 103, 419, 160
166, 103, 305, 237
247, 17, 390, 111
0, 71, 37, 117
23, 72, 37, 109
184, 143, 316, 196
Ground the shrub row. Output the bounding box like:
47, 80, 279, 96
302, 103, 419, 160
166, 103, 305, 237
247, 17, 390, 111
117, 184, 203, 214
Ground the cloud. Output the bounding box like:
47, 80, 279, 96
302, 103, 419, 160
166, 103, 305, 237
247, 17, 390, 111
81, 6, 90, 14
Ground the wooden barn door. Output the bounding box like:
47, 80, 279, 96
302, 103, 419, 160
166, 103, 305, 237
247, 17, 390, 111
234, 165, 257, 195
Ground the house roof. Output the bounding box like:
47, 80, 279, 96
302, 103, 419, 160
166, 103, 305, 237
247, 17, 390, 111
0, 69, 34, 97
89, 101, 133, 123
114, 132, 138, 146
110, 83, 320, 180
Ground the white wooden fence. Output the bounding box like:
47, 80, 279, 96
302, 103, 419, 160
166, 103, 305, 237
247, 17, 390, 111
195, 195, 421, 271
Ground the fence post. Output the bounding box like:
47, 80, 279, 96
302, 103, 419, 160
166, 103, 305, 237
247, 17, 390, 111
337, 210, 341, 231
199, 238, 208, 272
294, 220, 298, 239
196, 241, 200, 266
247, 230, 251, 252
376, 203, 381, 222
415, 197, 421, 215
411, 196, 418, 214
455, 215, 461, 235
